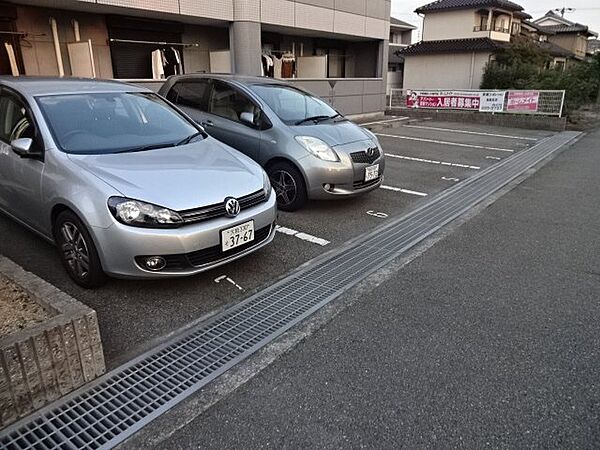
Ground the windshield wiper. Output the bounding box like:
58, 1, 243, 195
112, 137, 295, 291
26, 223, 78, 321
175, 132, 203, 146
295, 115, 331, 125
115, 142, 177, 154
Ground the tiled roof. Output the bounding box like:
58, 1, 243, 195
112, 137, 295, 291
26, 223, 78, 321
521, 20, 555, 35
537, 41, 574, 57
390, 17, 417, 29
415, 0, 525, 14
397, 38, 506, 55
540, 24, 597, 37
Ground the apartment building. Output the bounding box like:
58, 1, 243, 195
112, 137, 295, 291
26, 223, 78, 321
0, 0, 391, 117
399, 0, 530, 89
534, 11, 598, 60
387, 17, 415, 93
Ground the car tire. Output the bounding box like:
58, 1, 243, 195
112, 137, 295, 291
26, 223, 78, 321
54, 210, 107, 289
267, 162, 307, 212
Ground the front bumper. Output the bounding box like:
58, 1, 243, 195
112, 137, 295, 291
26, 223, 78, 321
303, 140, 386, 200
91, 191, 277, 278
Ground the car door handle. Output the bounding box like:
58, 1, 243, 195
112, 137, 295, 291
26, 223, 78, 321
200, 120, 214, 127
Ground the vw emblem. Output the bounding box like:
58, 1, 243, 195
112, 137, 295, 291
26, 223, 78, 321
366, 147, 376, 157
224, 197, 240, 218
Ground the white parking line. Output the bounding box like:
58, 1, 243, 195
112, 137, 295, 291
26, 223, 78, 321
380, 185, 428, 197
486, 156, 502, 160
385, 153, 481, 170
441, 177, 460, 182
214, 275, 244, 291
376, 133, 515, 153
402, 124, 539, 141
276, 225, 330, 246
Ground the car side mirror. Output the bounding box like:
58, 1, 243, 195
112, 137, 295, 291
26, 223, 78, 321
240, 111, 255, 126
11, 138, 36, 158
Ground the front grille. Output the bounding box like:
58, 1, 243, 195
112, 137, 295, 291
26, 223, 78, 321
353, 176, 382, 190
179, 189, 267, 224
136, 225, 273, 272
350, 147, 380, 164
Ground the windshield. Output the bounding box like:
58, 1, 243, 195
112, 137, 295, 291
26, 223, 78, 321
37, 92, 201, 154
252, 84, 338, 125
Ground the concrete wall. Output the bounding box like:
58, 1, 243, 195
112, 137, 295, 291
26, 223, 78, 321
422, 10, 476, 41
14, 5, 113, 78
290, 78, 386, 116
549, 34, 588, 59
403, 52, 491, 89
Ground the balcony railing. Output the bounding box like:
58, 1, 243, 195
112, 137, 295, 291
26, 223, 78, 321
473, 25, 510, 33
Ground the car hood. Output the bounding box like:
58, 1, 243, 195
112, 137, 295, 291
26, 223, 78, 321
68, 138, 264, 211
290, 120, 372, 147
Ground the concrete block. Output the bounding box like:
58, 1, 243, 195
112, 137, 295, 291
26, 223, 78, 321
0, 257, 105, 428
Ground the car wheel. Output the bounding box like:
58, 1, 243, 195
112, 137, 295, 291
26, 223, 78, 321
268, 162, 307, 212
54, 210, 106, 288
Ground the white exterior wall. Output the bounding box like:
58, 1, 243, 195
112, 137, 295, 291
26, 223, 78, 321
422, 10, 476, 41
403, 52, 491, 89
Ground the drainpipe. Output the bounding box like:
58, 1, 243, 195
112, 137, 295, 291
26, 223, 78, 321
72, 19, 80, 42
50, 17, 64, 77
469, 51, 476, 88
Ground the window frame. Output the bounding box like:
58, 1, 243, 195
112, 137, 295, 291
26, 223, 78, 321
207, 79, 269, 130
167, 79, 210, 111
0, 86, 44, 160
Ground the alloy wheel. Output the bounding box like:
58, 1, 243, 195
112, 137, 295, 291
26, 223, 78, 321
271, 170, 298, 207
60, 221, 90, 280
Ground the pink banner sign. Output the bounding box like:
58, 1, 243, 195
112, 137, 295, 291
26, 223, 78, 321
507, 91, 539, 112
406, 91, 480, 110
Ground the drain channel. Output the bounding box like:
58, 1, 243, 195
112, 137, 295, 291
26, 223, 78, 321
0, 131, 580, 449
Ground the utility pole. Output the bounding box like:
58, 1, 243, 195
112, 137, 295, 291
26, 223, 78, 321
553, 7, 575, 18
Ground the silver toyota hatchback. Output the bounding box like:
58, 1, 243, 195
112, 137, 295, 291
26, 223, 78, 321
159, 75, 385, 211
0, 77, 276, 288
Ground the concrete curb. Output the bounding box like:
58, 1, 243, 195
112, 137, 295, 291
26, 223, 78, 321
0, 256, 105, 428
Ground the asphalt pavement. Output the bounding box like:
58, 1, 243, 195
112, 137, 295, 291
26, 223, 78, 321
154, 128, 600, 449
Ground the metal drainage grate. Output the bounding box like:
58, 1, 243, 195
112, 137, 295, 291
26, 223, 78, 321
0, 131, 581, 449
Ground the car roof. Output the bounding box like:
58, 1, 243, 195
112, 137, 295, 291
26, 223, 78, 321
165, 73, 289, 87
0, 77, 150, 96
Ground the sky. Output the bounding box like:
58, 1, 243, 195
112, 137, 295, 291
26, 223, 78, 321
391, 0, 600, 40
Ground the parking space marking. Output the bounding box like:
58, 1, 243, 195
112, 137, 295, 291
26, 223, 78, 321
385, 153, 481, 170
376, 133, 515, 153
486, 156, 502, 160
380, 185, 428, 197
275, 225, 330, 246
442, 177, 460, 182
366, 210, 389, 219
401, 124, 539, 141
214, 275, 244, 291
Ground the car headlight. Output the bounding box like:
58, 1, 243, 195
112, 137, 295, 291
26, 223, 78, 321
262, 170, 272, 198
108, 197, 183, 228
295, 136, 339, 162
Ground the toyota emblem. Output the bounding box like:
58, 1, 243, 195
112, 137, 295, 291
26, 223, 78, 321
224, 197, 241, 218
366, 147, 376, 157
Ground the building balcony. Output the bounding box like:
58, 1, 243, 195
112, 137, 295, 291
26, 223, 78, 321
473, 25, 511, 42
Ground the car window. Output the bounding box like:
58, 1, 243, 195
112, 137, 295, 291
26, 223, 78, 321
209, 81, 259, 125
167, 80, 209, 110
36, 92, 202, 155
0, 93, 35, 143
251, 84, 337, 125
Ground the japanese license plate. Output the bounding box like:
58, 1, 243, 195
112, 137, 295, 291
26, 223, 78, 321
221, 220, 255, 252
365, 164, 379, 182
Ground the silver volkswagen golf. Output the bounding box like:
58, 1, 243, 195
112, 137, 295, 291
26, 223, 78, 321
0, 77, 276, 288
159, 75, 385, 211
